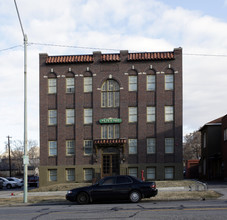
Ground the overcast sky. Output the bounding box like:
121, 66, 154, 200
1, 0, 227, 154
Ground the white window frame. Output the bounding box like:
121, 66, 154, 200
48, 169, 57, 181
165, 167, 174, 179
147, 138, 156, 154
129, 107, 137, 122
84, 140, 93, 155
147, 167, 156, 180
48, 110, 57, 125
84, 109, 92, 124
129, 168, 138, 178
84, 77, 92, 92
66, 109, 75, 125
165, 138, 174, 154
147, 75, 155, 91
84, 168, 93, 181
165, 74, 174, 90
129, 139, 137, 154
48, 141, 57, 156
101, 124, 120, 139
129, 76, 137, 91
66, 140, 75, 155
165, 106, 174, 122
66, 168, 75, 181
48, 78, 57, 94
147, 107, 156, 122
66, 78, 75, 93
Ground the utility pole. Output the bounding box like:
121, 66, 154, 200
7, 136, 12, 177
14, 0, 29, 203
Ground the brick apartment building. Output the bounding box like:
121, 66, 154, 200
39, 48, 183, 186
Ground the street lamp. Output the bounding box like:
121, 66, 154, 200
14, 0, 28, 203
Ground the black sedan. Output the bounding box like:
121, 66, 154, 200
66, 175, 158, 204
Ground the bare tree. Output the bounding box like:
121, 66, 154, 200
9, 140, 39, 175
183, 131, 201, 161
28, 145, 40, 169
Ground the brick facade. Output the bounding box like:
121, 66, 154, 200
39, 48, 183, 186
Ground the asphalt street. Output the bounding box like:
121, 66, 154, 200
0, 199, 227, 220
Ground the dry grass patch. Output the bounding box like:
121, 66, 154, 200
0, 195, 66, 206
0, 190, 221, 206
30, 183, 90, 192
31, 180, 203, 193
149, 190, 221, 201
156, 180, 200, 188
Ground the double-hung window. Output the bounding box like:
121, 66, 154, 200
66, 78, 75, 93
165, 167, 174, 179
129, 107, 137, 122
66, 168, 75, 181
84, 140, 93, 155
147, 75, 155, 91
48, 78, 57, 94
84, 77, 92, 92
129, 139, 137, 154
165, 138, 174, 153
165, 75, 174, 90
49, 141, 57, 156
66, 109, 75, 125
165, 106, 174, 122
147, 168, 156, 179
49, 169, 57, 181
128, 168, 137, 177
147, 107, 155, 122
147, 138, 156, 154
66, 140, 75, 155
48, 110, 57, 125
129, 76, 137, 91
84, 168, 93, 181
84, 109, 92, 124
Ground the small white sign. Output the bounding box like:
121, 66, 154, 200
23, 155, 29, 165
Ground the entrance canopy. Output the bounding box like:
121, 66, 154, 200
94, 139, 127, 145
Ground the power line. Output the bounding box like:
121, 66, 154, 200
184, 53, 227, 57
0, 45, 23, 52
2, 42, 227, 57
29, 42, 122, 52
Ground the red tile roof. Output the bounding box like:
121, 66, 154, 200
46, 55, 93, 64
45, 51, 175, 64
101, 54, 120, 62
128, 52, 174, 61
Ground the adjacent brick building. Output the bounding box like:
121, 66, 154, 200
39, 48, 183, 186
200, 115, 227, 180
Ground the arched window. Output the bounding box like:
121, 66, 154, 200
101, 80, 119, 107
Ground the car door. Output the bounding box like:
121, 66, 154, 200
113, 176, 133, 200
91, 176, 116, 201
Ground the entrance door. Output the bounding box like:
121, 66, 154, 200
102, 154, 120, 177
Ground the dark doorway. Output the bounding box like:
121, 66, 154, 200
102, 154, 120, 177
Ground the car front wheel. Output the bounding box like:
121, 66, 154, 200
129, 191, 141, 203
77, 192, 89, 205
